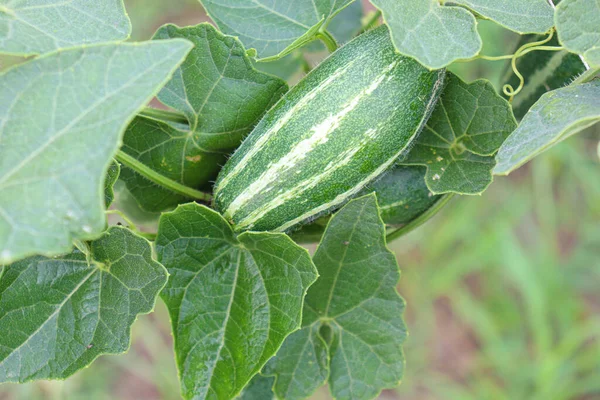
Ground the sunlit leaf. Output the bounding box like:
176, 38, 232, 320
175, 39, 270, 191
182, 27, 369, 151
555, 0, 600, 67
200, 0, 355, 60
0, 227, 168, 383
0, 0, 131, 55
401, 73, 516, 194
155, 204, 318, 400
371, 0, 481, 69
0, 40, 192, 264
495, 80, 600, 175
265, 194, 407, 400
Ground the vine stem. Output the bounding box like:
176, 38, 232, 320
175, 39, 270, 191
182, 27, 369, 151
317, 30, 338, 53
385, 194, 454, 243
115, 150, 212, 202
139, 107, 188, 125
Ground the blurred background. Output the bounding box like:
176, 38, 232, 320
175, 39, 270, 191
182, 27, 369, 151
1, 1, 599, 399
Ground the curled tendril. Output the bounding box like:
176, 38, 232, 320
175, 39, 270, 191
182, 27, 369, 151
475, 29, 564, 102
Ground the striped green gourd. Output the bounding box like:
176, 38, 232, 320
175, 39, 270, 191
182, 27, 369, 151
214, 26, 445, 232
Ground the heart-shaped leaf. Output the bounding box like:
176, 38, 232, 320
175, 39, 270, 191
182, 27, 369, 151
0, 0, 131, 55
0, 227, 167, 383
200, 0, 355, 60
120, 23, 287, 212
495, 80, 600, 175
155, 204, 318, 400
265, 194, 407, 400
0, 40, 192, 265
371, 0, 481, 69
401, 73, 516, 194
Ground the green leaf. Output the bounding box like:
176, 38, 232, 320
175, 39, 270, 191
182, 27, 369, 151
0, 226, 168, 383
199, 0, 355, 60
238, 375, 275, 400
104, 160, 120, 208
265, 194, 407, 400
585, 47, 600, 67
155, 203, 318, 400
555, 0, 600, 66
119, 117, 225, 212
449, 0, 554, 34
400, 73, 516, 194
371, 0, 481, 69
120, 23, 287, 213
0, 0, 131, 56
495, 80, 600, 175
0, 40, 192, 265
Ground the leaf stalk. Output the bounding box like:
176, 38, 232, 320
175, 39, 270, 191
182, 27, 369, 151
115, 151, 212, 202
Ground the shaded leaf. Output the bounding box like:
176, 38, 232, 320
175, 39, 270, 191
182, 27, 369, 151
200, 0, 355, 60
450, 0, 554, 34
121, 24, 287, 212
265, 194, 407, 400
401, 73, 516, 194
0, 40, 192, 264
372, 0, 481, 69
555, 0, 600, 66
0, 0, 131, 55
495, 80, 600, 175
119, 117, 225, 212
155, 204, 318, 400
238, 374, 275, 400
104, 160, 120, 208
0, 227, 168, 383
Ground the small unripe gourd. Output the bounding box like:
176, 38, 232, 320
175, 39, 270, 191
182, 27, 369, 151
214, 26, 445, 232
364, 165, 442, 226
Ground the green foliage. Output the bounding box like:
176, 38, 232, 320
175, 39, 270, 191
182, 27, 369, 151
155, 204, 317, 400
401, 73, 516, 194
0, 0, 131, 55
0, 227, 167, 383
555, 0, 600, 67
120, 23, 287, 212
449, 0, 554, 34
1, 0, 599, 398
0, 40, 191, 265
495, 80, 600, 175
372, 0, 481, 69
265, 194, 407, 400
199, 0, 354, 60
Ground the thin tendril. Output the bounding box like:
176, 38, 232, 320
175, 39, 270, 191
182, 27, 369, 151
502, 30, 557, 101
463, 29, 562, 101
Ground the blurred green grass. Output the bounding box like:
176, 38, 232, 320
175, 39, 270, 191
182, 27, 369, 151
1, 1, 599, 399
